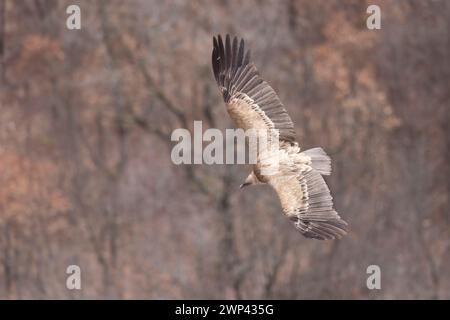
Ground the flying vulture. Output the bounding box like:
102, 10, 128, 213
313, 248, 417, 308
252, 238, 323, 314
212, 34, 348, 240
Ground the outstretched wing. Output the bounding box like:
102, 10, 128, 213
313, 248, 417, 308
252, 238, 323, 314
212, 34, 296, 142
268, 166, 348, 240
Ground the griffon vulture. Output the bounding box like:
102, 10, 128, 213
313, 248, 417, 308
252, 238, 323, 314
212, 34, 348, 240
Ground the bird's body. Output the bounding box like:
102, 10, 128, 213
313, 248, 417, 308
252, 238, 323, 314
212, 34, 348, 240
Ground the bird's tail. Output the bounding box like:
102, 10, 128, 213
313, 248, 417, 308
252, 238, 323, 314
301, 147, 331, 175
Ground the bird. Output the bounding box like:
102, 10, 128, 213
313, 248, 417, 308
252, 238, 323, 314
211, 34, 348, 240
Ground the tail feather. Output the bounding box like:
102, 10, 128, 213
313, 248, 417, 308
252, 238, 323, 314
301, 147, 331, 175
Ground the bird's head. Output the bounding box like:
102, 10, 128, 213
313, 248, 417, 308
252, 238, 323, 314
240, 171, 260, 189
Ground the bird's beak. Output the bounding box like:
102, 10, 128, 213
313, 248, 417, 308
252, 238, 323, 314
240, 182, 249, 189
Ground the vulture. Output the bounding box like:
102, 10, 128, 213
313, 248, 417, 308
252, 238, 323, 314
211, 34, 348, 240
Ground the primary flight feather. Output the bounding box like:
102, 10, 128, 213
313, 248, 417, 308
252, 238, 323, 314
212, 34, 348, 240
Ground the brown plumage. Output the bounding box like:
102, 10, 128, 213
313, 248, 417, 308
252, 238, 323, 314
212, 34, 348, 240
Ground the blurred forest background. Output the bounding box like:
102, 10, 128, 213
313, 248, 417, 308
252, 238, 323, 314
0, 0, 449, 299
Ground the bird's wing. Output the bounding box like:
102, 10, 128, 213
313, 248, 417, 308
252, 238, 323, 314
212, 34, 296, 142
268, 166, 348, 240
